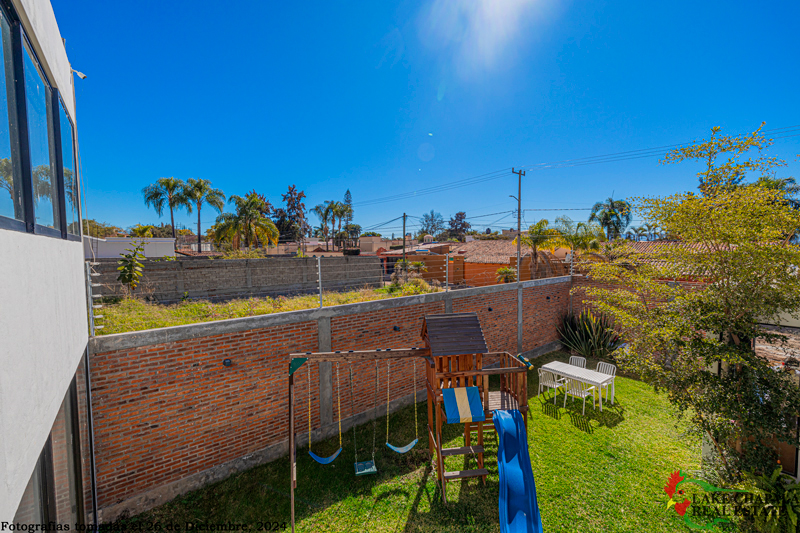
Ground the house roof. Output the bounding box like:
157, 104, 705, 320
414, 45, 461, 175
449, 239, 529, 264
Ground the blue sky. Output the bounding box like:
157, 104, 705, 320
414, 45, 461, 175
53, 0, 800, 237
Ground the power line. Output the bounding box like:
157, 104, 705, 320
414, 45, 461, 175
352, 124, 800, 209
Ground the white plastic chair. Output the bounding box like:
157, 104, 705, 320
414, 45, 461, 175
595, 362, 617, 403
563, 378, 596, 415
568, 356, 586, 368
538, 368, 566, 404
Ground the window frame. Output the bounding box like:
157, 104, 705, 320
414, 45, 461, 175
0, 0, 80, 241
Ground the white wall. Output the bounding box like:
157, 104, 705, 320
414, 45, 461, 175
84, 236, 176, 259
0, 232, 88, 521
12, 0, 75, 118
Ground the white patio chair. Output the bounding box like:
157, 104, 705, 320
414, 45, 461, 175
596, 362, 617, 403
563, 378, 596, 415
538, 368, 566, 405
568, 355, 586, 368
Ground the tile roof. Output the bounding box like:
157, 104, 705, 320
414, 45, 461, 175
450, 239, 527, 264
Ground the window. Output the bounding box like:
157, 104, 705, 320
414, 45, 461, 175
22, 38, 58, 232
0, 11, 21, 224
59, 100, 79, 235
13, 373, 88, 524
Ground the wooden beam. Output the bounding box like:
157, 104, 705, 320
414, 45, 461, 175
289, 347, 431, 362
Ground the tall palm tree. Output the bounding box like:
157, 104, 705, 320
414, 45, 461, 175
142, 177, 190, 239
327, 200, 347, 250
643, 222, 659, 241
182, 178, 225, 251
312, 203, 332, 250
589, 197, 633, 240
214, 193, 279, 250
514, 219, 558, 279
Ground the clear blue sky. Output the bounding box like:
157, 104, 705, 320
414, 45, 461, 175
53, 0, 800, 236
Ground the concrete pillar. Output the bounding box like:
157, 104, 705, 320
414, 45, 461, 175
317, 316, 333, 426
444, 292, 453, 314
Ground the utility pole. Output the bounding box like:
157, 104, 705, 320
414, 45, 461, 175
512, 168, 525, 283
402, 213, 407, 265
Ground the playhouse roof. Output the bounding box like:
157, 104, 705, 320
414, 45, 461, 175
421, 313, 488, 357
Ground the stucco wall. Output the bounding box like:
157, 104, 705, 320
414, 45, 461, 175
0, 231, 89, 521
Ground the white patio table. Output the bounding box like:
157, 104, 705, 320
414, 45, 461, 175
541, 361, 616, 411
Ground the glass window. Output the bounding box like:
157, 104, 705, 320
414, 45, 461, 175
0, 12, 22, 223
59, 101, 78, 235
22, 39, 59, 230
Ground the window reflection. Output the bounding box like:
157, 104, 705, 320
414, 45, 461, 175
23, 40, 58, 230
0, 12, 21, 222
59, 101, 78, 235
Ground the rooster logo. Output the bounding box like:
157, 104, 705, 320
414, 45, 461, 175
664, 469, 747, 530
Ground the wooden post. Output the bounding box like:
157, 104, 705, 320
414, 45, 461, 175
289, 371, 296, 533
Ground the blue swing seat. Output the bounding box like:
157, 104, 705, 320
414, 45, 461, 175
309, 447, 342, 465
386, 438, 418, 454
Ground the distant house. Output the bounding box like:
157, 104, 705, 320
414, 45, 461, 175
451, 240, 568, 286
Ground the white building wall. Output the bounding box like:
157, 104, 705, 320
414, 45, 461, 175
0, 0, 86, 521
84, 236, 177, 259
12, 0, 75, 118
0, 232, 88, 521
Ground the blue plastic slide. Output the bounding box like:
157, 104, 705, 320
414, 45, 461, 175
492, 409, 544, 533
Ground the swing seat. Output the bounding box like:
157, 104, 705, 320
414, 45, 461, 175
386, 439, 418, 454
309, 447, 342, 465
354, 459, 377, 476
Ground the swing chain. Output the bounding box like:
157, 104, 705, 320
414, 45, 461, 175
372, 360, 378, 462
307, 364, 312, 453
350, 365, 358, 463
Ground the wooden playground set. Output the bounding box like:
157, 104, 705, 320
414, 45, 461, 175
287, 313, 543, 533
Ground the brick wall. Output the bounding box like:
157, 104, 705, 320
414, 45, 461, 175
88, 277, 571, 521
93, 256, 383, 303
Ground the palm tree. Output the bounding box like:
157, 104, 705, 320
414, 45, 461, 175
513, 219, 558, 279
549, 216, 604, 272
182, 178, 225, 251
630, 226, 646, 241
643, 223, 658, 241
312, 203, 332, 250
142, 177, 190, 239
214, 193, 279, 250
327, 200, 347, 250
589, 197, 633, 240
755, 176, 800, 209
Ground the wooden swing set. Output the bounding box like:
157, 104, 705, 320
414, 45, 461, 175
287, 313, 532, 532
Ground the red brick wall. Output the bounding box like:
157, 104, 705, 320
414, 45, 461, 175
91, 322, 318, 508
89, 281, 570, 516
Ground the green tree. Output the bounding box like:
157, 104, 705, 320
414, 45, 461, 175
214, 192, 279, 250
182, 178, 225, 250
142, 177, 190, 240
281, 185, 307, 249
129, 224, 154, 238
312, 202, 333, 250
448, 211, 471, 241
663, 122, 779, 195
343, 189, 353, 225
83, 219, 122, 238
419, 210, 445, 238
514, 219, 558, 279
589, 197, 632, 240
583, 128, 800, 479
754, 175, 800, 209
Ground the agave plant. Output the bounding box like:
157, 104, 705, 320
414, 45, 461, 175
558, 310, 622, 360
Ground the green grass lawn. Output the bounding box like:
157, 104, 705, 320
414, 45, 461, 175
98, 284, 441, 335
118, 351, 707, 532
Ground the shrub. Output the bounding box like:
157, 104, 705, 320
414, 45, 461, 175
496, 266, 516, 283
222, 249, 265, 259
343, 248, 361, 256
117, 241, 146, 293
738, 467, 800, 532
558, 310, 622, 360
